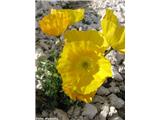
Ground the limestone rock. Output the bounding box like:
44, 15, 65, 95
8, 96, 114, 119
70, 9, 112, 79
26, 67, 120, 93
82, 104, 98, 119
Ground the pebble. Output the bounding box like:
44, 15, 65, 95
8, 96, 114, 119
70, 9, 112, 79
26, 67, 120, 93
73, 106, 81, 116
54, 108, 69, 120
67, 106, 74, 116
82, 104, 98, 119
99, 102, 110, 120
108, 94, 124, 109
118, 65, 125, 74
109, 87, 120, 93
106, 50, 124, 65
109, 115, 123, 120
93, 95, 106, 104
42, 110, 48, 117
112, 67, 123, 81
97, 86, 110, 96
108, 106, 117, 116
94, 103, 103, 112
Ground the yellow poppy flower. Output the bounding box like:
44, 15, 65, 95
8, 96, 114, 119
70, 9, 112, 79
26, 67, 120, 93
57, 30, 112, 103
39, 9, 84, 36
101, 9, 125, 53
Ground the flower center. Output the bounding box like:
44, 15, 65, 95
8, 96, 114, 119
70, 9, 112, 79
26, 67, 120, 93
81, 61, 90, 70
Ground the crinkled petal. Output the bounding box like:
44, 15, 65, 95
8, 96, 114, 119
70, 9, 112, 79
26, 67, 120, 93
101, 9, 125, 53
51, 9, 84, 25
64, 30, 109, 53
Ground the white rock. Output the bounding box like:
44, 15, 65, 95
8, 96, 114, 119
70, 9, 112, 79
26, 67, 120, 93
108, 106, 117, 116
113, 72, 123, 81
106, 50, 124, 65
36, 47, 45, 60
99, 102, 110, 120
54, 109, 69, 120
82, 104, 98, 119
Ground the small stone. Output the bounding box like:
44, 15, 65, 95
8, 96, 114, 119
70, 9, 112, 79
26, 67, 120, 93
108, 106, 118, 116
82, 104, 98, 119
112, 68, 123, 81
118, 65, 125, 74
77, 116, 84, 120
54, 108, 69, 120
42, 110, 48, 117
73, 106, 81, 116
94, 103, 103, 112
67, 106, 74, 115
97, 86, 110, 96
109, 87, 120, 93
49, 111, 54, 118
108, 94, 124, 109
118, 107, 125, 119
106, 50, 124, 65
50, 118, 59, 120
109, 115, 123, 120
99, 102, 110, 120
110, 81, 116, 87
93, 95, 106, 104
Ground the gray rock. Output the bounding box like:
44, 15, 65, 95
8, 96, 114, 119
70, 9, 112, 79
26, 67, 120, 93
110, 81, 116, 87
99, 102, 110, 120
106, 50, 124, 65
82, 104, 98, 119
112, 67, 123, 81
67, 106, 74, 116
118, 65, 125, 74
94, 103, 103, 112
54, 108, 69, 120
108, 94, 124, 109
93, 95, 106, 104
109, 87, 120, 93
42, 110, 48, 117
49, 118, 59, 120
97, 86, 110, 96
77, 116, 84, 120
73, 106, 81, 116
49, 111, 54, 118
109, 115, 123, 120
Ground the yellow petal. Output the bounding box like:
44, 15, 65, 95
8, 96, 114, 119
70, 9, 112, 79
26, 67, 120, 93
101, 9, 125, 53
51, 9, 85, 25
64, 30, 109, 53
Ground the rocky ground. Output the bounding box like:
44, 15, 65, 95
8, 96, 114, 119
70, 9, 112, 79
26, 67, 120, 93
36, 0, 125, 120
